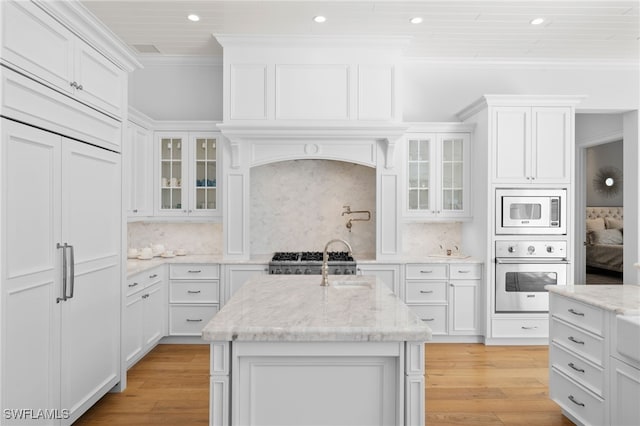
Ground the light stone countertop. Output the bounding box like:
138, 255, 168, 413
201, 274, 432, 342
127, 253, 482, 277
546, 284, 640, 315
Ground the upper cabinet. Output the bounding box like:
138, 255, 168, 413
492, 106, 572, 184
155, 132, 221, 218
1, 1, 126, 119
404, 128, 472, 220
126, 120, 154, 217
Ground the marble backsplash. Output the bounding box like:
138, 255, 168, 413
401, 222, 463, 257
127, 222, 223, 254
250, 159, 377, 256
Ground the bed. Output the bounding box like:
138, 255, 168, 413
586, 207, 623, 273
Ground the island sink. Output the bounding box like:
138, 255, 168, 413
202, 274, 432, 426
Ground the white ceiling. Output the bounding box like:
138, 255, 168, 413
81, 0, 640, 62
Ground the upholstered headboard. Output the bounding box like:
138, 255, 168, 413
586, 207, 624, 221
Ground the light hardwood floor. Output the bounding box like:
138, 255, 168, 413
75, 343, 573, 426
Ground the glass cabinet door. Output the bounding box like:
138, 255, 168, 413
159, 135, 185, 212
440, 135, 465, 213
193, 136, 218, 213
407, 135, 434, 212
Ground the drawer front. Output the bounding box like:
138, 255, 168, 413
170, 280, 220, 304
492, 317, 548, 338
449, 264, 482, 280
409, 305, 447, 335
169, 305, 219, 336
170, 264, 219, 280
406, 264, 448, 280
127, 267, 163, 296
406, 281, 447, 304
551, 318, 604, 366
551, 295, 604, 336
550, 343, 604, 396
550, 368, 604, 426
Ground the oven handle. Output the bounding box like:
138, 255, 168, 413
495, 258, 568, 264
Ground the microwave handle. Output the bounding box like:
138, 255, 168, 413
496, 258, 568, 264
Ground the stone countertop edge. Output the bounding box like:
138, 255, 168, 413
201, 275, 433, 343
546, 284, 640, 315
127, 254, 483, 276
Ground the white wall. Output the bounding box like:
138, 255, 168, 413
403, 62, 638, 121
129, 57, 223, 121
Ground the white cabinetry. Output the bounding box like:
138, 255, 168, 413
124, 266, 166, 369
404, 263, 482, 339
1, 0, 126, 119
155, 132, 221, 217
1, 119, 121, 425
492, 106, 571, 184
357, 264, 401, 297
223, 264, 268, 304
126, 120, 154, 217
404, 131, 471, 219
169, 265, 220, 336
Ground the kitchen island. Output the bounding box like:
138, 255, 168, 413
202, 274, 432, 426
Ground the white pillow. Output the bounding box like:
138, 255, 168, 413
591, 228, 623, 245
586, 217, 605, 232
605, 217, 623, 230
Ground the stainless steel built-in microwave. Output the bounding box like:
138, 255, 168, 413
496, 188, 567, 235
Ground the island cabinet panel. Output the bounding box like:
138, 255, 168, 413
223, 264, 268, 304
356, 263, 401, 296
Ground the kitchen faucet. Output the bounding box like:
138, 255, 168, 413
320, 238, 354, 286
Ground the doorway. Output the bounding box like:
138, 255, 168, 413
575, 113, 625, 285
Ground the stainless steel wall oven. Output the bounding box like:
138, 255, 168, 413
495, 241, 568, 313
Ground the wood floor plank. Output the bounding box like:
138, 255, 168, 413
76, 343, 570, 425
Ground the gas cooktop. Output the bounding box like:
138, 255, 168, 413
269, 251, 356, 275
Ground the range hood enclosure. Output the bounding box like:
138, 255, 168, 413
216, 35, 410, 260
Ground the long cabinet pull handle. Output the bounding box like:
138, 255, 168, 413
420, 270, 433, 274
57, 243, 68, 303
568, 308, 584, 316
68, 245, 75, 299
149, 274, 158, 279
521, 326, 538, 330
186, 319, 203, 322
458, 270, 470, 273
568, 336, 585, 345
568, 395, 585, 407
422, 318, 435, 322
568, 363, 585, 373
187, 290, 201, 294
420, 290, 434, 294
128, 282, 139, 288
188, 270, 202, 273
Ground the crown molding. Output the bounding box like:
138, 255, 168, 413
214, 34, 412, 51
139, 55, 223, 67
457, 95, 588, 121
403, 57, 640, 71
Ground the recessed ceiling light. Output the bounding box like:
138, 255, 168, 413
530, 18, 545, 25
187, 14, 200, 22
410, 17, 423, 24
313, 15, 326, 23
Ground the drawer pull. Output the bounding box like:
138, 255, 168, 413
128, 282, 139, 288
187, 290, 201, 294
420, 270, 433, 273
521, 326, 538, 330
568, 395, 585, 407
149, 274, 158, 279
568, 336, 585, 345
568, 363, 585, 373
186, 318, 203, 322
188, 270, 202, 273
142, 294, 149, 299
420, 290, 434, 294
457, 270, 470, 273
422, 318, 435, 322
568, 308, 585, 316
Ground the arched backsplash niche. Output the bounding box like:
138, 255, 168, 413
250, 159, 376, 257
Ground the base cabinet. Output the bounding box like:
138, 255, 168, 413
404, 263, 482, 339
169, 264, 220, 336
610, 357, 640, 426
357, 264, 401, 297
124, 267, 166, 369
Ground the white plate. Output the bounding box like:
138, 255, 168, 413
161, 253, 176, 258
137, 255, 153, 260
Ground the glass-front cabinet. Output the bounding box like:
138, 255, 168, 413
405, 132, 470, 219
155, 132, 220, 217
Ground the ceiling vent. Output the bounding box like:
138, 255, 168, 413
132, 44, 161, 54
